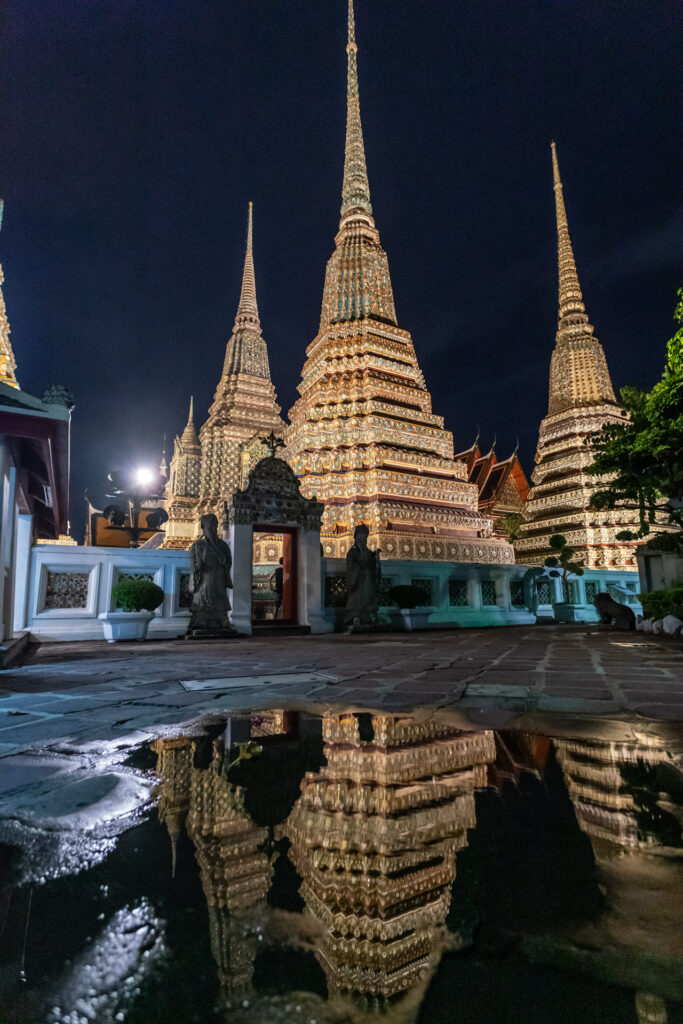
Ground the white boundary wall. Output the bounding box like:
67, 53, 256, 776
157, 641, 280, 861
20, 545, 192, 641
321, 558, 642, 629
16, 544, 642, 642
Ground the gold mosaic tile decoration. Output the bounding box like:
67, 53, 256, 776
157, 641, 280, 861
284, 713, 495, 1005
285, 1, 512, 564
0, 201, 19, 389
515, 144, 640, 570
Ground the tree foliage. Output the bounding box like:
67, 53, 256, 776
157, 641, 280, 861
586, 289, 683, 542
499, 512, 523, 542
544, 534, 584, 601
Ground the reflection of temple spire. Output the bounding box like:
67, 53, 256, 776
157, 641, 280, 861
285, 713, 495, 1011
185, 739, 273, 1002
152, 737, 194, 877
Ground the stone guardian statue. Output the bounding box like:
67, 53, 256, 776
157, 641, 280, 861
345, 524, 382, 632
187, 513, 235, 637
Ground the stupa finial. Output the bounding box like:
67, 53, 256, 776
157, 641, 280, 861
340, 0, 373, 221
233, 202, 260, 332
181, 395, 200, 448
551, 142, 587, 328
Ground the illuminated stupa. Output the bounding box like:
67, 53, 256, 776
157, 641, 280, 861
163, 204, 285, 547
285, 713, 495, 1013
514, 145, 639, 570
0, 201, 19, 389
285, 2, 512, 565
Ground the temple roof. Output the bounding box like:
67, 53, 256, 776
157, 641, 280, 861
455, 440, 529, 511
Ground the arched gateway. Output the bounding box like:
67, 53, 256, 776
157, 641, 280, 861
226, 454, 332, 635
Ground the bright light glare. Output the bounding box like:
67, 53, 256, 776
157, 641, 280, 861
135, 467, 154, 487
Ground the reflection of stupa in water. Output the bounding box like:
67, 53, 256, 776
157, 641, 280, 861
555, 734, 683, 1022
554, 735, 682, 852
151, 737, 194, 876
285, 713, 495, 1012
153, 733, 274, 1001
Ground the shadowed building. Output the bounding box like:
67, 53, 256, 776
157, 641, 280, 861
515, 146, 640, 570
285, 1, 512, 566
0, 200, 72, 660
164, 205, 285, 547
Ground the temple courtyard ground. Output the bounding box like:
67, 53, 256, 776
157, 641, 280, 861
0, 625, 681, 761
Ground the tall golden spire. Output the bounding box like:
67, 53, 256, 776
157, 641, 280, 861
340, 0, 373, 222
546, 142, 617, 414
514, 144, 631, 571
551, 142, 588, 330
0, 200, 19, 389
221, 202, 272, 379
233, 201, 260, 333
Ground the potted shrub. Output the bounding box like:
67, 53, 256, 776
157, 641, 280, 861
387, 584, 432, 632
544, 534, 585, 623
99, 578, 164, 642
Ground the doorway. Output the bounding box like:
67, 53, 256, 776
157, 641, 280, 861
251, 527, 298, 625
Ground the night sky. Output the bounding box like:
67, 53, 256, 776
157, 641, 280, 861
1, 0, 680, 539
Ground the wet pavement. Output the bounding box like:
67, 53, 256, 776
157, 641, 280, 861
0, 706, 681, 1024
0, 627, 682, 1022
0, 627, 682, 760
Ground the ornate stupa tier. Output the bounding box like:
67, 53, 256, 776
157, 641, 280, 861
0, 269, 18, 388
284, 712, 495, 1006
515, 145, 638, 570
285, 0, 513, 566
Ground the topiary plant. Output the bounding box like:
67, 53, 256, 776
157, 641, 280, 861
111, 577, 164, 613
544, 534, 585, 602
389, 584, 430, 609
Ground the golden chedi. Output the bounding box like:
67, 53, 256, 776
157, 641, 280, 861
163, 204, 285, 547
285, 1, 512, 565
515, 145, 639, 570
0, 201, 19, 389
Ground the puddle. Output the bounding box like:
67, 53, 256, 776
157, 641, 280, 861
0, 707, 682, 1023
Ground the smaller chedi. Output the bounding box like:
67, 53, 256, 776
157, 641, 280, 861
163, 204, 285, 548
515, 144, 639, 570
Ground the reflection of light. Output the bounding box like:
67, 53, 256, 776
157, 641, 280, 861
135, 467, 154, 487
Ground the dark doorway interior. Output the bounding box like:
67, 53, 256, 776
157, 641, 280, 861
251, 527, 298, 625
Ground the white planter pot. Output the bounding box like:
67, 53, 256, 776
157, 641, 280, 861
98, 611, 154, 643
388, 608, 432, 632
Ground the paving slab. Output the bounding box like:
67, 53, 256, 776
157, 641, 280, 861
0, 626, 678, 756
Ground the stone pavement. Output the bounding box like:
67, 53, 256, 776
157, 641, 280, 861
0, 625, 681, 760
